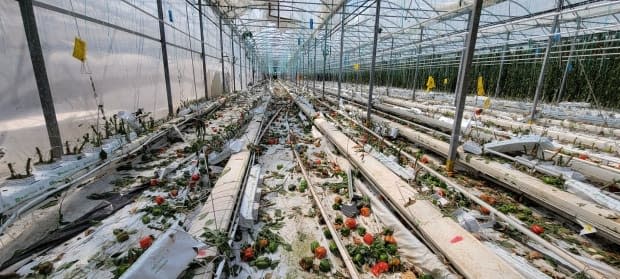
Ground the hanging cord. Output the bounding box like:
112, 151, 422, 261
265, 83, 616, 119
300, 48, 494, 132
68, 0, 105, 143
185, 2, 198, 101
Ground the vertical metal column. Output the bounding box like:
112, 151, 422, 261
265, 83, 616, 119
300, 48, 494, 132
307, 44, 311, 89
337, 4, 346, 102
313, 37, 317, 92
494, 32, 510, 98
386, 37, 394, 96
219, 16, 226, 94
446, 0, 483, 174
411, 27, 423, 100
231, 34, 236, 92
157, 0, 173, 115
366, 0, 381, 123
239, 40, 243, 90
555, 17, 581, 103
18, 0, 63, 159
198, 0, 209, 99
530, 0, 562, 123
322, 24, 328, 97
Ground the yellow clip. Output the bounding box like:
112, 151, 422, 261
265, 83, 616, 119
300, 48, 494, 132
72, 37, 87, 62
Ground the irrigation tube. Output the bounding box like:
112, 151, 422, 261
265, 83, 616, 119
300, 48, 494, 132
0, 100, 223, 236
314, 96, 608, 279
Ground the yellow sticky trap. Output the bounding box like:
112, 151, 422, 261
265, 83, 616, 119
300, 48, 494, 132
477, 76, 485, 96
426, 76, 435, 92
443, 78, 448, 85
72, 37, 87, 62
483, 97, 491, 109
353, 63, 360, 71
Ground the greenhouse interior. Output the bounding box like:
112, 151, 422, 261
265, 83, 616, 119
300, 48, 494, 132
2, 0, 620, 278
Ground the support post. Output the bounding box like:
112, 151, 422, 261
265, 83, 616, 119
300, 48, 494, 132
302, 49, 305, 88
337, 4, 346, 102
366, 0, 381, 124
411, 27, 423, 100
157, 0, 173, 115
555, 17, 581, 103
386, 37, 394, 96
231, 34, 236, 92
530, 0, 562, 123
307, 43, 311, 89
198, 0, 209, 99
18, 0, 63, 159
239, 42, 242, 90
313, 37, 317, 92
494, 32, 510, 98
219, 15, 226, 94
446, 0, 483, 174
322, 25, 328, 97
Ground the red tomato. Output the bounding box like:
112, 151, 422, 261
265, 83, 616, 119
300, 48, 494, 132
578, 154, 589, 160
150, 178, 159, 186
139, 235, 154, 249
345, 218, 357, 229
363, 233, 374, 245
371, 261, 389, 276
530, 224, 545, 235
191, 173, 201, 181
242, 247, 254, 261
314, 246, 327, 259
154, 195, 165, 205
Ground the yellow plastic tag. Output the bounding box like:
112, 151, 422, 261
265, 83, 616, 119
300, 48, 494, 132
426, 76, 435, 92
353, 63, 360, 71
72, 37, 87, 62
477, 76, 485, 96
483, 97, 491, 109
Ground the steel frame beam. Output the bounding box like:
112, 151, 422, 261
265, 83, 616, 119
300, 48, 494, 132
337, 4, 347, 102
530, 0, 562, 123
198, 0, 209, 99
18, 0, 63, 159
366, 0, 381, 124
219, 15, 227, 94
157, 0, 174, 116
494, 31, 510, 98
555, 17, 581, 104
446, 0, 483, 174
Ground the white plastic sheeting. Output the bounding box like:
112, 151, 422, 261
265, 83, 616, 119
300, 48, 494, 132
564, 179, 620, 212
120, 225, 205, 279
485, 243, 552, 279
239, 165, 262, 229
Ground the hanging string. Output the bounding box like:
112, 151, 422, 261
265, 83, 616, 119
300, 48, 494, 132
68, 0, 104, 142
185, 1, 198, 101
